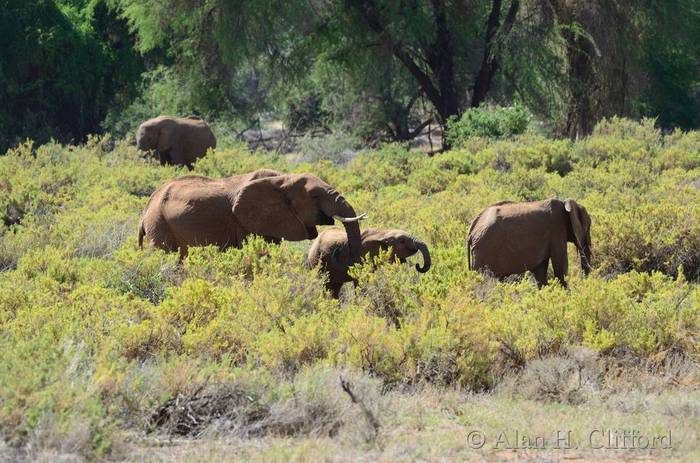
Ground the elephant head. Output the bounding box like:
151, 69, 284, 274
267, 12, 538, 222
136, 117, 174, 152
232, 173, 365, 263
565, 199, 592, 275
362, 229, 431, 273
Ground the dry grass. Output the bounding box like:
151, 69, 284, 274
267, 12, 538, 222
145, 367, 386, 444
114, 363, 700, 463
2, 357, 697, 462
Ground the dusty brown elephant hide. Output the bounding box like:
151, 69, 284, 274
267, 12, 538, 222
136, 115, 216, 169
308, 227, 431, 298
467, 199, 592, 288
138, 169, 365, 264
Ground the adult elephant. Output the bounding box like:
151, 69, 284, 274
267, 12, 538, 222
466, 199, 592, 288
138, 169, 366, 262
308, 227, 431, 298
136, 115, 216, 169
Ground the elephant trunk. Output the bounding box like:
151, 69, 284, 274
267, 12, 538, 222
136, 127, 146, 150
342, 221, 362, 265
580, 244, 592, 276
333, 200, 363, 265
414, 239, 431, 273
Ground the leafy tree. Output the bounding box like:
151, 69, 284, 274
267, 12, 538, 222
4, 0, 699, 150
110, 0, 304, 127
112, 0, 561, 144
639, 0, 700, 129
551, 0, 700, 138
0, 0, 143, 152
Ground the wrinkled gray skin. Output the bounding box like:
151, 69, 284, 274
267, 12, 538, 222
139, 169, 365, 265
136, 115, 216, 169
467, 199, 592, 288
308, 227, 431, 298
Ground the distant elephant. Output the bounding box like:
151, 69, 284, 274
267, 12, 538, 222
136, 115, 216, 169
138, 169, 366, 263
308, 227, 431, 298
466, 199, 592, 288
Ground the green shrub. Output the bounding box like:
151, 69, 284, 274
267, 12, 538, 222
107, 248, 180, 304
446, 104, 531, 147
0, 334, 112, 458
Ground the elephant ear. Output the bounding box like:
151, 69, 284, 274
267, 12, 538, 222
232, 177, 308, 241
565, 199, 585, 250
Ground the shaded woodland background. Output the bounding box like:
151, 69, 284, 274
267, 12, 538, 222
2, 0, 699, 152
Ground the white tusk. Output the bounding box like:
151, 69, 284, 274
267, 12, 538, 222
333, 213, 368, 223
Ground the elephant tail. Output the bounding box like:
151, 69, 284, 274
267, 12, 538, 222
465, 220, 475, 271
138, 221, 145, 249
466, 214, 481, 271
466, 236, 472, 271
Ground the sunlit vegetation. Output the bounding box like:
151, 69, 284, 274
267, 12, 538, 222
1, 119, 700, 458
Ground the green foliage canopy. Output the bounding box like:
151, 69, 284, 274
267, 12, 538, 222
0, 0, 143, 152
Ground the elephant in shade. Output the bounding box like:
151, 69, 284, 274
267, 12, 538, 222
136, 115, 216, 169
467, 199, 592, 288
308, 227, 431, 298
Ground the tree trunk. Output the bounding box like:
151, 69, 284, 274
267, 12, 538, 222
346, 0, 461, 148
551, 1, 598, 140
564, 29, 595, 139
429, 0, 459, 125
472, 0, 520, 108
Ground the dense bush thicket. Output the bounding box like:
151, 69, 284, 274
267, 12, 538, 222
2, 119, 700, 457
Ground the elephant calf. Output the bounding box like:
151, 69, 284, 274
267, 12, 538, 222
136, 115, 216, 169
467, 199, 592, 288
308, 227, 431, 298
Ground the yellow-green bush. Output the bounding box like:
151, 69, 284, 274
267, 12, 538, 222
2, 118, 700, 456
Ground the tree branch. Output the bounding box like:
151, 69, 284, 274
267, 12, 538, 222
471, 0, 520, 107
408, 118, 434, 139
344, 0, 443, 115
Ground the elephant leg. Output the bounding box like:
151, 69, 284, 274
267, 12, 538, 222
329, 281, 344, 299
177, 151, 196, 170
550, 242, 569, 288
532, 259, 549, 288
168, 148, 193, 169
158, 150, 171, 166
